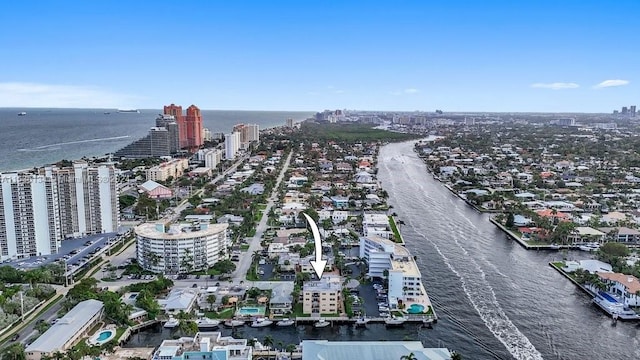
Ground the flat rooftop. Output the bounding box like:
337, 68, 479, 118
135, 222, 227, 240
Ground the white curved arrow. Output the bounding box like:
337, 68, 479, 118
303, 213, 327, 279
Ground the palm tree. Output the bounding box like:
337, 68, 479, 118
262, 335, 274, 348
400, 353, 417, 360
285, 344, 297, 358
451, 351, 463, 360
39, 269, 53, 284
24, 270, 41, 289
206, 294, 217, 310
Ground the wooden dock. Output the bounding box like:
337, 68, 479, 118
293, 314, 436, 326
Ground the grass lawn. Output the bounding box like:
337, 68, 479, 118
240, 244, 250, 251
291, 303, 309, 318
388, 216, 403, 243
205, 308, 235, 319
551, 261, 565, 268
526, 240, 551, 245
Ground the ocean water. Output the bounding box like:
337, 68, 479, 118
0, 108, 313, 171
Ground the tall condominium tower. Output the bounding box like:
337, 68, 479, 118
163, 103, 203, 151
185, 105, 203, 150
0, 162, 118, 260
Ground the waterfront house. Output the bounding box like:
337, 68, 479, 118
597, 227, 640, 243
567, 227, 606, 244
269, 282, 294, 315
158, 289, 198, 315
25, 300, 104, 360
301, 340, 452, 360
562, 260, 612, 274
154, 332, 252, 360
596, 272, 640, 307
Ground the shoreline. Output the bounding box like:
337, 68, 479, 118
413, 144, 573, 251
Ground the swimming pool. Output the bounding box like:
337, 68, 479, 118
407, 304, 425, 314
598, 291, 618, 303
88, 329, 115, 346
236, 306, 266, 316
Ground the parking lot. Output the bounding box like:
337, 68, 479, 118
4, 233, 119, 272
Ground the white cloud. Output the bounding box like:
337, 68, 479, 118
334, 89, 345, 94
593, 79, 630, 88
404, 88, 419, 94
0, 82, 145, 108
530, 82, 580, 90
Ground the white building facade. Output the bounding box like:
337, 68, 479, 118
204, 149, 223, 170
0, 163, 118, 260
136, 222, 229, 274
224, 132, 241, 160
359, 236, 430, 310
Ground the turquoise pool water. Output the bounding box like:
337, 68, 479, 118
97, 330, 114, 341
407, 304, 425, 314
236, 306, 266, 316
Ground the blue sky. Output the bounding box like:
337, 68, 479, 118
0, 0, 638, 112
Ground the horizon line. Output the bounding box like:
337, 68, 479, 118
0, 106, 620, 115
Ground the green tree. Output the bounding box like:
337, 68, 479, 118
600, 243, 630, 257
1, 343, 26, 360
505, 213, 514, 228
178, 320, 198, 336
400, 353, 417, 360
212, 260, 236, 274
206, 294, 217, 310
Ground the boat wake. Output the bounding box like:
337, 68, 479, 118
17, 135, 130, 151
379, 145, 544, 360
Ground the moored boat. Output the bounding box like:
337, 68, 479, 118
17, 112, 27, 116
196, 318, 220, 328
384, 316, 407, 326
224, 319, 245, 327
164, 318, 180, 328
251, 318, 273, 327
276, 318, 295, 327
313, 319, 330, 328
355, 318, 369, 327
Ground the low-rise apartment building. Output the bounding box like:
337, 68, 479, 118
26, 300, 104, 360
146, 158, 189, 182
302, 275, 343, 316
359, 236, 430, 310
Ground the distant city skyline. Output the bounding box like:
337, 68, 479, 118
1, 1, 638, 112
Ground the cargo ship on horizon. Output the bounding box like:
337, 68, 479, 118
117, 109, 140, 113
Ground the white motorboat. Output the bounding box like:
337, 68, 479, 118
355, 318, 369, 327
314, 319, 330, 328
579, 243, 601, 252
251, 318, 273, 327
276, 318, 295, 327
385, 316, 407, 326
224, 319, 245, 327
196, 318, 220, 328
164, 318, 180, 328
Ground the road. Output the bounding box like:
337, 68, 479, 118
2, 154, 259, 348
232, 151, 293, 283
166, 154, 249, 222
